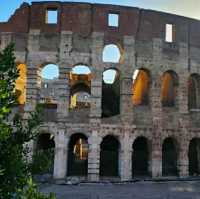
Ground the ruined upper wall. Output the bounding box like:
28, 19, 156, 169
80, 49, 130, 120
0, 1, 200, 47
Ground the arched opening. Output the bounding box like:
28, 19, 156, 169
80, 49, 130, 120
132, 137, 149, 177
102, 44, 121, 63
161, 71, 178, 107
188, 74, 200, 110
41, 64, 59, 80
39, 64, 59, 121
188, 138, 200, 176
15, 63, 27, 104
162, 137, 178, 176
40, 64, 59, 104
67, 133, 88, 176
102, 69, 120, 117
132, 69, 150, 106
69, 65, 91, 110
100, 135, 120, 177
32, 133, 55, 175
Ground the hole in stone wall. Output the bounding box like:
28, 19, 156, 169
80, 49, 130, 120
161, 71, 178, 107
41, 64, 59, 80
108, 13, 119, 27
132, 137, 149, 177
37, 133, 55, 150
102, 69, 120, 118
32, 133, 55, 175
46, 9, 58, 24
188, 138, 200, 176
15, 63, 27, 105
165, 24, 175, 43
132, 69, 150, 106
162, 137, 178, 176
188, 74, 200, 110
40, 64, 59, 104
69, 65, 91, 110
102, 44, 121, 63
67, 133, 88, 176
100, 135, 120, 177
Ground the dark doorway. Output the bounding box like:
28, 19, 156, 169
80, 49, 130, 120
67, 133, 88, 176
132, 137, 149, 177
102, 69, 120, 118
189, 138, 200, 176
100, 135, 119, 177
32, 133, 55, 174
162, 138, 178, 176
37, 133, 55, 150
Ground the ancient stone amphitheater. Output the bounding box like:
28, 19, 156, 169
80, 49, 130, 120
1, 1, 200, 182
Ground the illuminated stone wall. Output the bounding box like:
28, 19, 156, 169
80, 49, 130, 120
1, 1, 200, 182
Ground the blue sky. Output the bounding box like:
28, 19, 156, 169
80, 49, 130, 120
0, 0, 200, 22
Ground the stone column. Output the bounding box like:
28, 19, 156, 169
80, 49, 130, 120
178, 43, 189, 177
120, 36, 135, 123
151, 39, 162, 120
120, 127, 132, 181
53, 130, 68, 182
177, 132, 189, 177
178, 146, 189, 177
150, 75, 163, 178
150, 39, 163, 178
88, 130, 102, 181
57, 31, 73, 121
151, 132, 162, 178
24, 65, 40, 119
90, 32, 104, 120
56, 64, 70, 120
178, 42, 189, 114
24, 29, 41, 118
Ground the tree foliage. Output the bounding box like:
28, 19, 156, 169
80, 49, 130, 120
0, 43, 55, 198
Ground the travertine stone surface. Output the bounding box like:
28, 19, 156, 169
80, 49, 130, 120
1, 1, 200, 181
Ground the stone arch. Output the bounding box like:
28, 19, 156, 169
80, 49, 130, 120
188, 138, 200, 176
102, 44, 121, 63
41, 63, 59, 80
188, 73, 200, 110
162, 137, 178, 176
38, 63, 59, 104
161, 70, 178, 107
132, 136, 151, 177
15, 63, 27, 104
100, 135, 120, 177
69, 65, 92, 110
132, 68, 151, 106
102, 68, 120, 117
67, 133, 89, 176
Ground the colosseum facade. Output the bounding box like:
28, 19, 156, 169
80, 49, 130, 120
1, 1, 200, 182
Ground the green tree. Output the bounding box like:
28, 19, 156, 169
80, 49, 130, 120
0, 43, 55, 199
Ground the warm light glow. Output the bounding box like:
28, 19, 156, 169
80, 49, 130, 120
69, 65, 91, 109
161, 72, 175, 106
73, 138, 88, 161
70, 92, 90, 109
15, 63, 27, 104
132, 70, 149, 105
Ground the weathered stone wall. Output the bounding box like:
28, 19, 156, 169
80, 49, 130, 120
1, 2, 200, 181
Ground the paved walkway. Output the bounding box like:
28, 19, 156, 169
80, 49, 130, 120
41, 181, 200, 199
